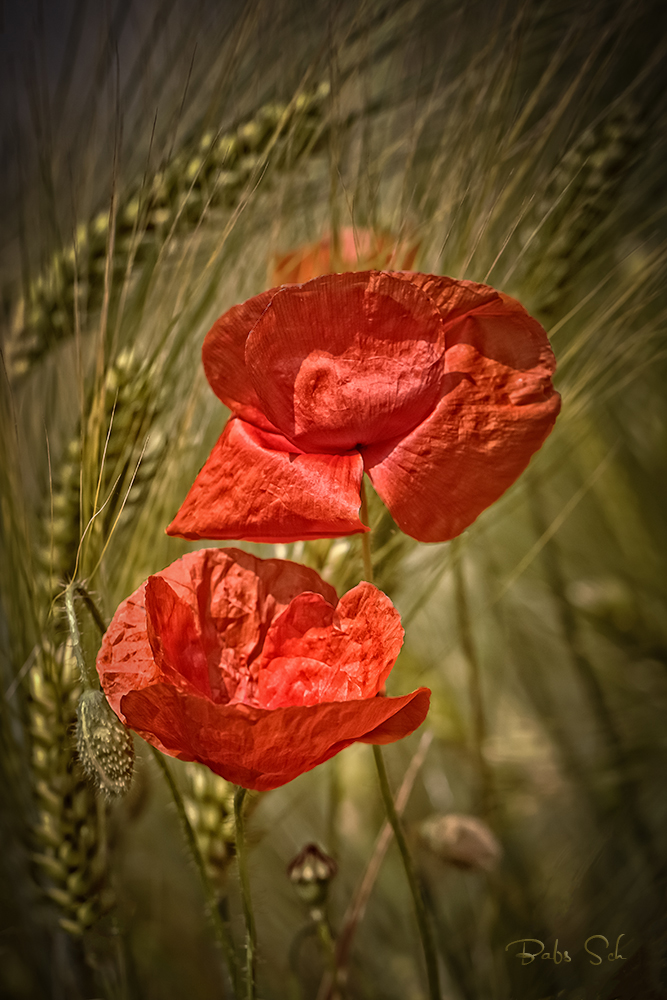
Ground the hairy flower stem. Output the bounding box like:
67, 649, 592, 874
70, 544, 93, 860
63, 584, 99, 690
150, 747, 240, 996
451, 538, 494, 818
372, 746, 441, 999
359, 479, 374, 583
355, 503, 440, 998
313, 912, 339, 996
234, 786, 257, 1000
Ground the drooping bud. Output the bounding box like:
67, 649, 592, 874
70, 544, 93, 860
76, 690, 134, 798
418, 814, 501, 872
287, 843, 338, 908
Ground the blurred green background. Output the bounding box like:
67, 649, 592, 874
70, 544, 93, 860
1, 1, 666, 997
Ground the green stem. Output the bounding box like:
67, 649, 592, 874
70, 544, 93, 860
312, 912, 340, 998
372, 746, 441, 1000
451, 538, 493, 817
357, 484, 439, 996
359, 479, 373, 583
150, 747, 240, 996
75, 583, 109, 637
235, 786, 257, 1000
63, 584, 98, 690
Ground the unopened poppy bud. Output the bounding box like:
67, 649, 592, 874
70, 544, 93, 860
418, 814, 501, 872
287, 843, 337, 907
76, 690, 134, 798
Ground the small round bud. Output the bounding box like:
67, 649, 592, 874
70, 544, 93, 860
418, 814, 501, 873
287, 843, 338, 907
76, 690, 134, 798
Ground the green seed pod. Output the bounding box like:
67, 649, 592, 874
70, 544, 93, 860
76, 689, 135, 799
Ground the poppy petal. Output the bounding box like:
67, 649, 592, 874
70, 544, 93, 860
98, 548, 340, 718
145, 577, 212, 698
255, 582, 404, 708
202, 288, 279, 431
271, 228, 419, 285
363, 289, 561, 542
244, 271, 447, 451
119, 682, 431, 791
166, 417, 367, 542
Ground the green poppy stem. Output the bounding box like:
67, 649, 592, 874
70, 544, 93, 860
372, 745, 441, 1000
356, 487, 441, 998
150, 747, 240, 996
63, 583, 99, 690
235, 786, 257, 1000
359, 479, 374, 584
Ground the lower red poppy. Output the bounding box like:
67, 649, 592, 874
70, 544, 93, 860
96, 548, 430, 791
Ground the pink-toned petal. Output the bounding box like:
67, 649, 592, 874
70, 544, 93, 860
166, 417, 367, 542
119, 683, 431, 791
363, 292, 561, 542
255, 582, 404, 708
202, 288, 281, 430
244, 271, 447, 451
270, 229, 420, 285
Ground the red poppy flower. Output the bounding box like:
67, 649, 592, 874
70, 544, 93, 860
96, 548, 430, 791
167, 271, 560, 544
271, 227, 419, 285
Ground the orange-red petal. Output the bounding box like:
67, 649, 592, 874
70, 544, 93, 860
255, 582, 404, 708
98, 548, 339, 717
166, 417, 367, 542
202, 288, 278, 430
363, 284, 560, 541
118, 682, 431, 791
244, 271, 447, 451
271, 227, 419, 285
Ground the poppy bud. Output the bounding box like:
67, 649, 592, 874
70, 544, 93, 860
76, 690, 134, 798
287, 843, 338, 908
418, 814, 501, 873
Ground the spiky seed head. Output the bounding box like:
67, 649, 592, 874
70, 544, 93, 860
76, 690, 135, 799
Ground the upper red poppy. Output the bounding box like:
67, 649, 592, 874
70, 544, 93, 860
167, 271, 560, 544
96, 547, 430, 791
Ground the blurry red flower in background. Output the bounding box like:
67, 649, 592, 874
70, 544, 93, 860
96, 548, 429, 791
168, 270, 560, 544
270, 227, 419, 285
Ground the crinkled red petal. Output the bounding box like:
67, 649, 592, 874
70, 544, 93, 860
202, 287, 280, 431
244, 271, 447, 451
97, 548, 339, 718
364, 284, 561, 541
119, 682, 431, 790
255, 582, 404, 708
166, 417, 367, 542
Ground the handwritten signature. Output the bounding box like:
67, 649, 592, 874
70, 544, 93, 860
505, 934, 626, 966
